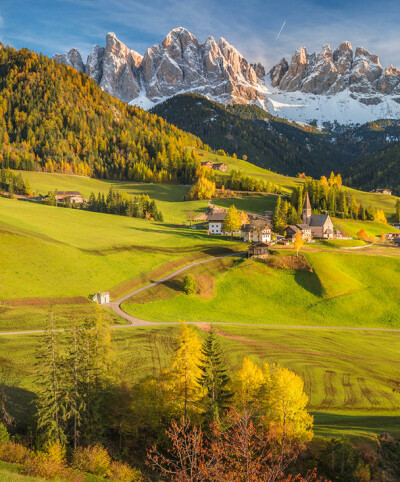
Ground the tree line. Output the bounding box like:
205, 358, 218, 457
45, 187, 164, 222
0, 168, 32, 196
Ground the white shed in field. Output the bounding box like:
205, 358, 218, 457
93, 292, 110, 304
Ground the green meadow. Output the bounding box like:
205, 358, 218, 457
0, 197, 242, 301
123, 250, 400, 329
1, 324, 399, 439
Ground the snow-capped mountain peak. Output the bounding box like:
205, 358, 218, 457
53, 31, 400, 125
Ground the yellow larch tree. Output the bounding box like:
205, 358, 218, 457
170, 323, 202, 422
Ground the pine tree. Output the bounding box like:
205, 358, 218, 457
197, 326, 231, 421
272, 196, 284, 233
35, 313, 67, 446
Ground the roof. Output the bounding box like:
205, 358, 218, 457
207, 213, 227, 222
241, 222, 271, 232
249, 242, 269, 250
55, 191, 83, 196
309, 214, 330, 227
287, 224, 311, 233
303, 192, 311, 211
213, 163, 227, 167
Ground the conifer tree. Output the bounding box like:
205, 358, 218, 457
171, 323, 202, 422
197, 326, 231, 421
35, 313, 67, 446
272, 196, 284, 233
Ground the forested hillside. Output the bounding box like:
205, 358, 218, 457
0, 44, 204, 183
152, 94, 400, 182
344, 143, 400, 195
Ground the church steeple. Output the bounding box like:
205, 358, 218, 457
303, 192, 312, 225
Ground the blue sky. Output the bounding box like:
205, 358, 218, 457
1, 0, 400, 69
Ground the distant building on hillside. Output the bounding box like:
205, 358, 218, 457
201, 161, 228, 172
212, 163, 228, 172
52, 191, 87, 204
370, 188, 392, 195
93, 292, 110, 304
201, 161, 213, 169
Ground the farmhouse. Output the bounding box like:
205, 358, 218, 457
286, 224, 312, 242
241, 222, 272, 243
212, 162, 228, 172
370, 188, 392, 195
93, 292, 110, 304
248, 242, 269, 258
201, 161, 213, 169
54, 191, 87, 204
207, 212, 227, 235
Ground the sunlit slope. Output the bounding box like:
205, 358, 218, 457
0, 197, 238, 299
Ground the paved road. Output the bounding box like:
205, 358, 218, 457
2, 250, 400, 336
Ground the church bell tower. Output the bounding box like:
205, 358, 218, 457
302, 192, 312, 225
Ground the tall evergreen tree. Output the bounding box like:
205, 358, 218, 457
197, 326, 232, 421
35, 313, 67, 446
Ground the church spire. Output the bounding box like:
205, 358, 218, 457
303, 192, 312, 225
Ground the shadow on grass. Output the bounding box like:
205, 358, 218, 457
6, 386, 36, 434
294, 270, 324, 298
313, 412, 400, 437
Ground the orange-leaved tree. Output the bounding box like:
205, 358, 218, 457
294, 230, 305, 256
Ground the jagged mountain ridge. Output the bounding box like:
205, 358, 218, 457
54, 29, 400, 124
54, 28, 262, 106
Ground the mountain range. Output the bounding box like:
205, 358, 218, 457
54, 28, 400, 125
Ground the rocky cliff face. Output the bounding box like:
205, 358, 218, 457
54, 32, 400, 125
54, 27, 263, 106
270, 42, 400, 101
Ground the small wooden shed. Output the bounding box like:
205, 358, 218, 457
248, 242, 269, 258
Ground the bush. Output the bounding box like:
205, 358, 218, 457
183, 275, 197, 295
23, 442, 82, 481
108, 460, 142, 481
0, 424, 10, 443
72, 445, 111, 477
0, 441, 31, 464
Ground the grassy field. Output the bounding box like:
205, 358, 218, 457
123, 250, 400, 329
2, 324, 399, 440
0, 197, 242, 301
333, 218, 396, 238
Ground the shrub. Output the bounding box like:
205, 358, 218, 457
183, 275, 197, 295
72, 445, 111, 476
0, 423, 10, 443
0, 441, 31, 464
23, 442, 80, 480
108, 460, 142, 481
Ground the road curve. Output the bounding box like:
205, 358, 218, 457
2, 251, 400, 335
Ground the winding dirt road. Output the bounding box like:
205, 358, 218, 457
2, 251, 400, 336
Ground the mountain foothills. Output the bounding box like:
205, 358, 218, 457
152, 94, 400, 187
0, 43, 204, 182
54, 27, 400, 124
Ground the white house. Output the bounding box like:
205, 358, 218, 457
241, 222, 272, 243
207, 212, 241, 236
93, 292, 110, 304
